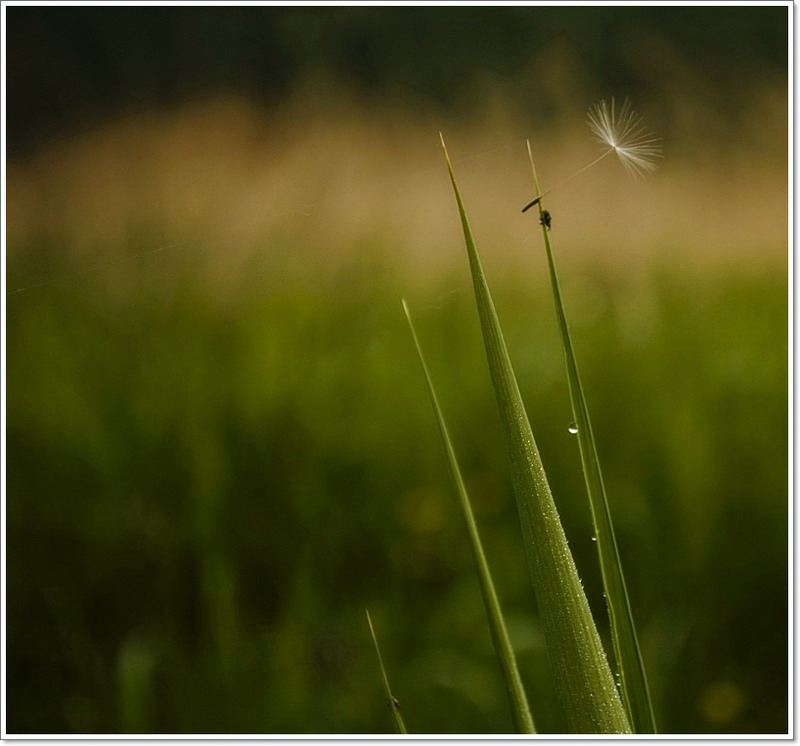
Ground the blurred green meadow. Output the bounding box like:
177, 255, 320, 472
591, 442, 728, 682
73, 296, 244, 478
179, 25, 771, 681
6, 6, 789, 736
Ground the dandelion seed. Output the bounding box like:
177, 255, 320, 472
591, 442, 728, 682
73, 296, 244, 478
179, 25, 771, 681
521, 98, 661, 212
586, 98, 662, 178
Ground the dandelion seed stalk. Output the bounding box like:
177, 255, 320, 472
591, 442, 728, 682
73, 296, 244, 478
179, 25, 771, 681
522, 98, 661, 212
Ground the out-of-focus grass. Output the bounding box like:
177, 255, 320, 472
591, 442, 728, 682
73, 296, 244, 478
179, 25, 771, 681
6, 91, 787, 291
6, 249, 786, 733
6, 94, 787, 734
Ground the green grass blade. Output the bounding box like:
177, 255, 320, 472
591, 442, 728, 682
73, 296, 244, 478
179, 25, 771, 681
365, 610, 408, 734
525, 140, 657, 734
439, 133, 631, 734
402, 299, 536, 734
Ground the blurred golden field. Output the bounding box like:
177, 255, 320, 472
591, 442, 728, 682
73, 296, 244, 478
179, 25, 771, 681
8, 76, 787, 292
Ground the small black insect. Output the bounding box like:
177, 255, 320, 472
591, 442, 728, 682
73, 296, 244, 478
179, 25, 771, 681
387, 697, 400, 710
540, 210, 552, 230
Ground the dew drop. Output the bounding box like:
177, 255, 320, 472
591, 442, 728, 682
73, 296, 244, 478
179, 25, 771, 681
568, 422, 579, 434
591, 536, 597, 542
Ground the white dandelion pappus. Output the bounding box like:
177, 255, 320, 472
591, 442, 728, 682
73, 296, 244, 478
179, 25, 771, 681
522, 98, 662, 212
586, 98, 662, 178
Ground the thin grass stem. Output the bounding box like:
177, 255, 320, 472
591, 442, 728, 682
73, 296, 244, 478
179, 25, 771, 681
525, 139, 657, 734
365, 610, 408, 734
402, 299, 536, 734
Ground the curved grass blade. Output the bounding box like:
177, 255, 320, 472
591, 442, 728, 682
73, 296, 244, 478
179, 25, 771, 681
525, 139, 656, 733
402, 299, 536, 734
439, 133, 630, 734
365, 610, 408, 734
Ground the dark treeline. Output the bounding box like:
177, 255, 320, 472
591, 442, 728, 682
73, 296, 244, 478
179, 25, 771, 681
7, 6, 787, 157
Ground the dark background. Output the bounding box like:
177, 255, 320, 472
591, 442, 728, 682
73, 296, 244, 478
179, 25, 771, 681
8, 6, 787, 157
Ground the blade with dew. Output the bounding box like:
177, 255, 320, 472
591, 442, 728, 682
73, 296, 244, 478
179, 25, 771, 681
439, 133, 630, 734
365, 610, 407, 734
402, 299, 536, 734
525, 140, 656, 733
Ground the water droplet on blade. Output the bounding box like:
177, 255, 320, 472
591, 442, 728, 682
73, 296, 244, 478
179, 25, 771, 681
568, 422, 579, 434
591, 536, 597, 542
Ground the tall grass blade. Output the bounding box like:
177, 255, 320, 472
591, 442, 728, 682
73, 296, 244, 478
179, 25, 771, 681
402, 299, 536, 734
365, 610, 408, 734
439, 133, 631, 734
525, 140, 657, 733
